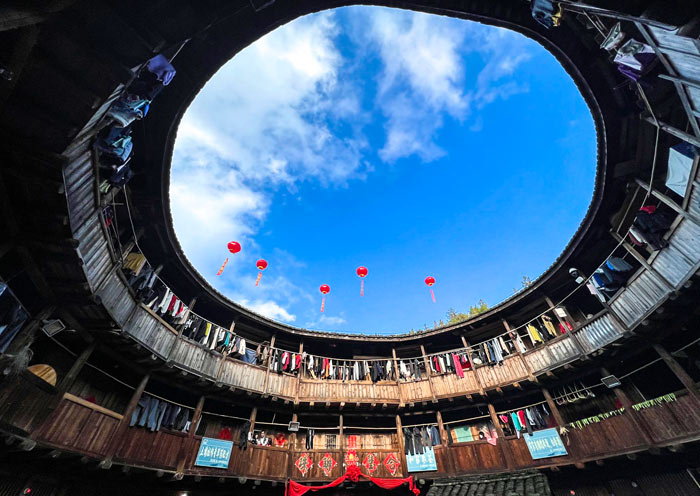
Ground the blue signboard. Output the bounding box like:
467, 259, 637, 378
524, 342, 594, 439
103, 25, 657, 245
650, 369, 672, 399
406, 446, 438, 472
195, 437, 233, 469
524, 428, 567, 459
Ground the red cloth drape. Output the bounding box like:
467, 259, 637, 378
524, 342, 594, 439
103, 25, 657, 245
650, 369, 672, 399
286, 466, 419, 496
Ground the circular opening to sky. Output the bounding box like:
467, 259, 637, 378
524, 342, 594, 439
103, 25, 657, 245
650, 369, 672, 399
170, 6, 596, 335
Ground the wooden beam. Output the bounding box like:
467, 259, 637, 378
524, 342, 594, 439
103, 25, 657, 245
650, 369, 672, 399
436, 409, 455, 474
420, 345, 439, 403
653, 344, 700, 404
488, 403, 515, 469
339, 414, 344, 453
261, 334, 276, 397
542, 387, 566, 428
294, 340, 303, 405
462, 338, 486, 396
503, 319, 538, 384
99, 374, 149, 469
395, 415, 408, 476
601, 368, 653, 446
392, 348, 405, 407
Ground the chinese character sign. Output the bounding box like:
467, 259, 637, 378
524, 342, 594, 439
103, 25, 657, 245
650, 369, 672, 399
406, 446, 437, 472
194, 437, 233, 469
523, 428, 568, 459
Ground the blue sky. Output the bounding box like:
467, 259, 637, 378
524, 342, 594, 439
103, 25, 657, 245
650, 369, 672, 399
170, 6, 595, 334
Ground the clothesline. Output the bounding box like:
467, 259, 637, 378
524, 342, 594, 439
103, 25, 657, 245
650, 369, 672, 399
495, 399, 547, 415
144, 390, 196, 410
120, 84, 662, 357
443, 414, 490, 426
402, 422, 438, 429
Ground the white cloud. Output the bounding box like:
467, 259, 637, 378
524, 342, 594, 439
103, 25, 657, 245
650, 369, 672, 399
170, 7, 537, 327
305, 314, 347, 329
359, 8, 533, 162
171, 11, 364, 324
240, 299, 297, 322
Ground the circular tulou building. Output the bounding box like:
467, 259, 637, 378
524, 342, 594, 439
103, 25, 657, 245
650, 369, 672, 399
1, 1, 700, 495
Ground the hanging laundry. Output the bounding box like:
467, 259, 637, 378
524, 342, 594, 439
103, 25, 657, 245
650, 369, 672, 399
530, 0, 562, 29
633, 206, 674, 251
614, 39, 656, 81
527, 324, 544, 345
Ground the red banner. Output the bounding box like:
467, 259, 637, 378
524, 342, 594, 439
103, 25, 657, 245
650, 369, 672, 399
285, 465, 419, 496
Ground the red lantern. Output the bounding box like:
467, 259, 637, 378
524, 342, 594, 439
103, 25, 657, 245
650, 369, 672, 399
356, 266, 368, 297
217, 241, 241, 276
425, 276, 436, 303
255, 259, 268, 287
319, 284, 330, 313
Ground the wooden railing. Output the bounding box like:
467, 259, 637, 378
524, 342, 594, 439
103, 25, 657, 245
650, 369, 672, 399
0, 363, 697, 482
51, 14, 700, 409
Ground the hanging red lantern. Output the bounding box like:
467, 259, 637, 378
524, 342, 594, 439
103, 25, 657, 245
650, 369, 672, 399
356, 266, 368, 296
255, 259, 268, 287
319, 284, 330, 313
425, 276, 436, 303
217, 241, 241, 276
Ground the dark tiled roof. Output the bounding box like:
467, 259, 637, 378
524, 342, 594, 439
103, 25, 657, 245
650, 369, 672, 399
426, 470, 551, 496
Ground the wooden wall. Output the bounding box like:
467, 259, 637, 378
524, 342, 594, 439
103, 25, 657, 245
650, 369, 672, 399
19, 390, 700, 482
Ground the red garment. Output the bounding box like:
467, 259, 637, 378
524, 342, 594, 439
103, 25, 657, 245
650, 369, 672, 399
452, 353, 464, 378
432, 356, 440, 373
517, 410, 527, 426
295, 354, 302, 369
166, 295, 177, 312
286, 466, 420, 496
640, 205, 656, 214
460, 354, 472, 370
558, 321, 573, 334
218, 427, 232, 441
283, 352, 290, 370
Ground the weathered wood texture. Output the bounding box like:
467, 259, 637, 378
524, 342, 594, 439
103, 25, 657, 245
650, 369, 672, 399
298, 380, 399, 403
476, 357, 529, 389
34, 394, 119, 457
0, 372, 56, 434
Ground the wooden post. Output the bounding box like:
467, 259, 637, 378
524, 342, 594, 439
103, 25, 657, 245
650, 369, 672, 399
462, 336, 486, 396
601, 368, 654, 445
294, 341, 303, 405
249, 407, 257, 435
262, 334, 276, 396
488, 403, 515, 469
653, 344, 700, 404
544, 296, 575, 327
287, 412, 298, 480
544, 296, 587, 358
167, 297, 199, 362
188, 396, 205, 438
542, 388, 566, 427
420, 344, 438, 403
503, 319, 538, 383
175, 395, 205, 476
58, 342, 95, 394
339, 414, 344, 452
610, 232, 675, 291
215, 320, 236, 384
435, 410, 455, 473
45, 342, 96, 414
176, 297, 197, 339
99, 374, 150, 468
395, 415, 408, 476
392, 348, 405, 407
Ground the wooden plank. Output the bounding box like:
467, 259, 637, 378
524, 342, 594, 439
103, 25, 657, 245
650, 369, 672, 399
653, 344, 700, 404
63, 393, 123, 420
